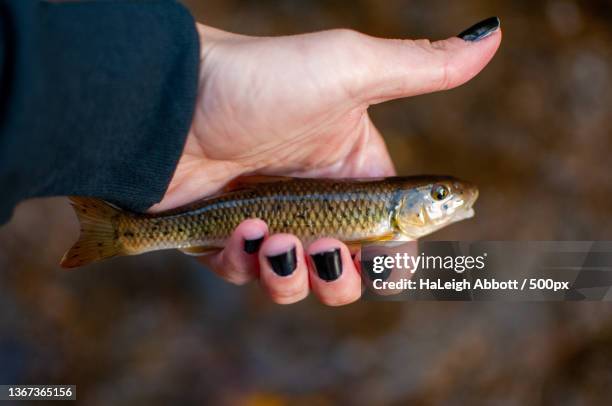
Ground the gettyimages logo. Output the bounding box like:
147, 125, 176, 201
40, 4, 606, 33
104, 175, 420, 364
372, 252, 487, 274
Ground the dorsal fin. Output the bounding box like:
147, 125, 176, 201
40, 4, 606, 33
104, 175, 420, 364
223, 175, 295, 192
145, 176, 296, 217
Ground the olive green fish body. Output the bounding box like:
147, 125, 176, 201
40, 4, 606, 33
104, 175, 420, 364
61, 176, 478, 268
118, 178, 400, 254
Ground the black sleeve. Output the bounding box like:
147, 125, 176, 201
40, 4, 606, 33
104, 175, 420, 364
0, 0, 199, 224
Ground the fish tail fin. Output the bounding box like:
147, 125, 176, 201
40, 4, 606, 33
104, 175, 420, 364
61, 197, 126, 269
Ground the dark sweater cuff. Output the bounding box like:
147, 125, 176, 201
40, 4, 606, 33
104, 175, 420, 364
0, 0, 199, 222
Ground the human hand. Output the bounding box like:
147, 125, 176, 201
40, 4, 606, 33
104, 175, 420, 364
151, 17, 501, 305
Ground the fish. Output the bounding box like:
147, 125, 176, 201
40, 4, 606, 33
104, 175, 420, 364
60, 175, 479, 268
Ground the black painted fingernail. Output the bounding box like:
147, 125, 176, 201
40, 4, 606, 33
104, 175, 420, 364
311, 248, 343, 282
266, 246, 297, 277
244, 236, 264, 254
457, 16, 500, 42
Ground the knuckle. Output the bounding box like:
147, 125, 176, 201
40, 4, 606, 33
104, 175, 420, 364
327, 28, 370, 56
412, 38, 433, 50
330, 28, 364, 42
433, 61, 452, 91
218, 258, 254, 286
270, 286, 307, 305
207, 263, 252, 285
217, 265, 252, 285
406, 39, 455, 91
225, 273, 252, 286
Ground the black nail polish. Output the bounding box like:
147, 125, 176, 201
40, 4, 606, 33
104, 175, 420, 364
311, 248, 343, 282
244, 236, 264, 254
267, 246, 297, 277
458, 16, 500, 42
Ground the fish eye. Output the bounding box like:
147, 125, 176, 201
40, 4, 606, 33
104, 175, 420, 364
431, 184, 450, 201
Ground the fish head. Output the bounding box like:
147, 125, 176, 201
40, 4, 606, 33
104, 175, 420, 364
394, 177, 479, 239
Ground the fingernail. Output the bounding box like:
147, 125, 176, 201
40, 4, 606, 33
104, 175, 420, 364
266, 246, 297, 277
310, 248, 343, 282
244, 236, 264, 254
457, 16, 500, 42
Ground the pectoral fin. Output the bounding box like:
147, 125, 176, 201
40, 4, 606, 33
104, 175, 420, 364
359, 232, 396, 243
343, 232, 397, 253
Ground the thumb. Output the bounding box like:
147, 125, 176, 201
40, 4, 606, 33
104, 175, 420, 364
355, 17, 502, 104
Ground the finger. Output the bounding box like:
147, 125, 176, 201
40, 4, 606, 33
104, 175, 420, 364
258, 234, 309, 304
198, 219, 268, 285
307, 239, 362, 306
353, 17, 502, 103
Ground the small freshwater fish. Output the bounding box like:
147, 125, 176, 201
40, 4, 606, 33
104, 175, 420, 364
60, 176, 478, 268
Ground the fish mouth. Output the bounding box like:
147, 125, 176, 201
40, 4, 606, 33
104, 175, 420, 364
460, 187, 478, 220
466, 187, 479, 207
454, 190, 478, 222
455, 207, 475, 221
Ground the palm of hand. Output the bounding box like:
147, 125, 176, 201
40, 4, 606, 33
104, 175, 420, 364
154, 28, 395, 211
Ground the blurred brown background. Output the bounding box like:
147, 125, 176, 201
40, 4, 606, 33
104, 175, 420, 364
2, 0, 612, 404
